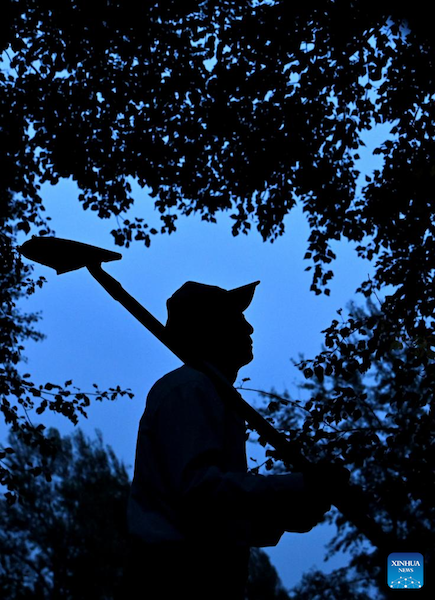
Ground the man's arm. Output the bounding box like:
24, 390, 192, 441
152, 370, 330, 547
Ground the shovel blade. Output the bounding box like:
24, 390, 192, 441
19, 236, 122, 274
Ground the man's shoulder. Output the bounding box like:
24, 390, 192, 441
143, 366, 222, 422
149, 365, 216, 399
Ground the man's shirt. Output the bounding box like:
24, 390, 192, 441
128, 365, 311, 548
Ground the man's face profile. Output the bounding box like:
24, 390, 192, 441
205, 310, 254, 374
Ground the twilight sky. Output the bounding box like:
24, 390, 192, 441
9, 126, 386, 590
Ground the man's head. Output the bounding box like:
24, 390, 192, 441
165, 281, 259, 380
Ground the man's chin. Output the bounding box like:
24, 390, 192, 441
238, 348, 254, 368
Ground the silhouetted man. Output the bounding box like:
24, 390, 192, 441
127, 281, 347, 599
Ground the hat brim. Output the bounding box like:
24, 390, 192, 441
227, 281, 260, 312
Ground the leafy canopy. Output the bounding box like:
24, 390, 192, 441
2, 1, 434, 294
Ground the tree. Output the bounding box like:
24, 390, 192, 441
0, 427, 290, 599
260, 300, 434, 598
0, 427, 130, 599
2, 0, 435, 550
2, 2, 435, 288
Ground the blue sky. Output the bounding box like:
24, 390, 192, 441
10, 169, 380, 590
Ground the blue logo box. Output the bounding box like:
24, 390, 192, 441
387, 553, 424, 589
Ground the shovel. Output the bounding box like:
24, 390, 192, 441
19, 235, 391, 551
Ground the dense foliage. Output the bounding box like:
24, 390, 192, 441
1, 2, 434, 583
2, 2, 435, 294
0, 428, 130, 598
261, 301, 434, 597
0, 428, 290, 599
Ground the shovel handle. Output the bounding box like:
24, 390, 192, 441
87, 264, 175, 351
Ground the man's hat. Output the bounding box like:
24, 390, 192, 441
165, 280, 260, 335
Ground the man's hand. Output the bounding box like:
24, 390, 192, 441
303, 460, 351, 497
284, 461, 350, 533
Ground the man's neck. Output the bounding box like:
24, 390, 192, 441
204, 358, 238, 385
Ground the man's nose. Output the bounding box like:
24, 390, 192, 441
245, 320, 254, 335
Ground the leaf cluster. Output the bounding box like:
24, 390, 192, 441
0, 375, 133, 504
261, 300, 434, 595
